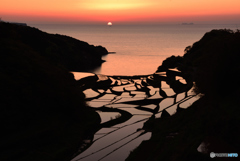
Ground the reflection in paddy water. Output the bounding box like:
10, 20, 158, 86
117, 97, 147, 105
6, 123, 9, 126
118, 107, 153, 115
72, 72, 200, 161
96, 111, 121, 124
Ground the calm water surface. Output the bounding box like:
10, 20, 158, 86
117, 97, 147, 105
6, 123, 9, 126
31, 23, 238, 75
70, 72, 201, 161
29, 24, 235, 160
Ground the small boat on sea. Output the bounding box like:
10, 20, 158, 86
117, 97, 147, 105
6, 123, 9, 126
182, 23, 194, 25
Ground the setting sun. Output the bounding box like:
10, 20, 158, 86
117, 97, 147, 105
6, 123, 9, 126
1, 0, 240, 160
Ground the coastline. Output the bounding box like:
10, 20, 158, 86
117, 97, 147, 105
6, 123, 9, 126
0, 22, 105, 161
126, 29, 240, 161
1, 22, 240, 161
72, 29, 240, 161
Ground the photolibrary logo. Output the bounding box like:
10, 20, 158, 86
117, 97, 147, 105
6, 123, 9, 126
210, 152, 238, 158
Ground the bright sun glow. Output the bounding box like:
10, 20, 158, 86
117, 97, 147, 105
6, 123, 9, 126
107, 22, 112, 26
1, 0, 240, 23
80, 0, 153, 10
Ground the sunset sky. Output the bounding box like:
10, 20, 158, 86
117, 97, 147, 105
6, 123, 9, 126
1, 0, 240, 24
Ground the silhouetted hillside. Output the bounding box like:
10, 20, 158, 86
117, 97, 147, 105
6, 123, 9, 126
0, 22, 108, 71
127, 29, 240, 161
183, 29, 240, 97
0, 22, 101, 161
156, 29, 240, 98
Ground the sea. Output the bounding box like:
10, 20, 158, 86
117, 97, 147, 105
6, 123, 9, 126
31, 23, 239, 76
29, 23, 238, 161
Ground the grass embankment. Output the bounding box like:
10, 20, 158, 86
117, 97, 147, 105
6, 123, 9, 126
0, 22, 102, 161
126, 29, 240, 161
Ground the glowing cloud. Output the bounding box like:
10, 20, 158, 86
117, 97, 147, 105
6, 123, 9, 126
1, 0, 240, 23
79, 0, 154, 10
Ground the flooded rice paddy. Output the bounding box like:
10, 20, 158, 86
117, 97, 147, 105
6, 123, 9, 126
71, 71, 200, 161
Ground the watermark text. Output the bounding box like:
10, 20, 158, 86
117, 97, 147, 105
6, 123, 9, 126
210, 152, 238, 158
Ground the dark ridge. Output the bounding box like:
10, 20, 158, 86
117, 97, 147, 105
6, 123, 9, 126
0, 22, 108, 72
183, 29, 240, 97
126, 29, 240, 161
0, 22, 102, 161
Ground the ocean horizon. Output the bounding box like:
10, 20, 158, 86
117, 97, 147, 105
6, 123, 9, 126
32, 23, 239, 75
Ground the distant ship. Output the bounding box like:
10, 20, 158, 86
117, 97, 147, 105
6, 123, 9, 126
182, 23, 194, 25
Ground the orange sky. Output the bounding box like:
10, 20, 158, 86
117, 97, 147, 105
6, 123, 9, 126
1, 0, 240, 24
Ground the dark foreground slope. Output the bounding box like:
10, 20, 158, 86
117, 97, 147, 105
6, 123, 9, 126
126, 29, 240, 161
0, 22, 101, 161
